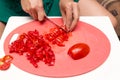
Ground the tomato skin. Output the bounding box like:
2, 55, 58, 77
0, 59, 11, 70
3, 55, 13, 63
68, 43, 90, 60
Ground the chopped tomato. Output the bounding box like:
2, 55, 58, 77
9, 30, 55, 68
44, 27, 70, 46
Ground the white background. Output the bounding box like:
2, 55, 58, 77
0, 16, 120, 80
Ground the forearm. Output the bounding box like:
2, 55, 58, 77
78, 0, 117, 27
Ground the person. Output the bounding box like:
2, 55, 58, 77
0, 0, 117, 39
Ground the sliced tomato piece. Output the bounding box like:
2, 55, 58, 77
0, 59, 11, 70
3, 55, 13, 63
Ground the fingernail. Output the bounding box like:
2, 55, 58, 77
38, 17, 44, 21
67, 28, 71, 32
63, 22, 66, 26
66, 26, 70, 32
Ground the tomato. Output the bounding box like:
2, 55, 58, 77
9, 30, 55, 68
9, 27, 70, 68
3, 55, 13, 63
68, 43, 90, 60
44, 27, 70, 46
0, 58, 11, 70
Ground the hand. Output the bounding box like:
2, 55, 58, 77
21, 0, 46, 21
59, 0, 80, 31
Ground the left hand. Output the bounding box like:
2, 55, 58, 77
59, 0, 80, 31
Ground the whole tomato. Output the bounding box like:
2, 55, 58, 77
68, 43, 90, 60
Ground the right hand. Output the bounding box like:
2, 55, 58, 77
21, 0, 46, 21
59, 0, 80, 31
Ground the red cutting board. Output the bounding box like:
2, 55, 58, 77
4, 18, 110, 77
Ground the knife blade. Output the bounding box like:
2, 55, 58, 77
45, 17, 67, 32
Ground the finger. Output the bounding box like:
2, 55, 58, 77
36, 1, 46, 21
26, 8, 36, 19
27, 10, 33, 18
69, 2, 79, 31
65, 3, 73, 31
30, 9, 38, 20
37, 10, 46, 21
61, 10, 66, 25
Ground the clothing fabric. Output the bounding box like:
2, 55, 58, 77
0, 0, 78, 23
0, 0, 28, 23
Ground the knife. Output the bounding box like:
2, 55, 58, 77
45, 17, 67, 32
